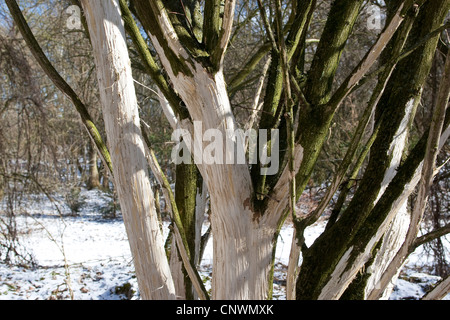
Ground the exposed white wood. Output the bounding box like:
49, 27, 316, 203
378, 97, 417, 201
368, 49, 450, 300
268, 145, 304, 216
317, 162, 421, 300
149, 26, 274, 296
146, 3, 306, 299
157, 87, 178, 130
286, 228, 301, 300
144, 144, 209, 300
169, 244, 186, 299
360, 97, 417, 298
80, 0, 175, 300
322, 89, 449, 300
423, 276, 450, 300
318, 247, 354, 300
194, 181, 208, 266
364, 203, 410, 299
171, 63, 278, 299
317, 95, 418, 299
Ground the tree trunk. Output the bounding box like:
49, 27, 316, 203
183, 71, 279, 300
132, 1, 285, 298
423, 276, 450, 300
80, 0, 176, 300
296, 0, 450, 300
86, 141, 100, 190
363, 205, 410, 299
170, 163, 199, 299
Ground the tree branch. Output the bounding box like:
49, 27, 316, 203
369, 47, 450, 300
284, 0, 316, 62
119, 0, 190, 120
211, 0, 236, 71
305, 0, 364, 106
5, 0, 113, 177
228, 42, 271, 94
413, 224, 450, 251
161, 0, 205, 58
274, 0, 297, 229
133, 0, 194, 78
310, 3, 417, 227
422, 275, 450, 300
202, 0, 221, 53
327, 0, 416, 113
349, 21, 450, 97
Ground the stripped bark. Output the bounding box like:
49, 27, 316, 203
368, 48, 450, 300
423, 276, 450, 300
80, 0, 176, 300
133, 0, 287, 299
9, 0, 450, 302
296, 0, 450, 300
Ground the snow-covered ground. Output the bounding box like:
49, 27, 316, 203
0, 188, 447, 300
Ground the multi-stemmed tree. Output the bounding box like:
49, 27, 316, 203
6, 0, 450, 300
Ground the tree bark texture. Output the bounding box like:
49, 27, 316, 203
80, 0, 176, 300
296, 0, 450, 300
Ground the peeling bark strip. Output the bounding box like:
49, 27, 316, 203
423, 276, 450, 300
328, 0, 414, 109
80, 0, 175, 300
368, 48, 450, 300
296, 0, 450, 300
133, 0, 287, 299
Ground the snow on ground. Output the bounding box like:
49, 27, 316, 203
0, 188, 448, 300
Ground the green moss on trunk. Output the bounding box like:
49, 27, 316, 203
175, 163, 199, 300
295, 0, 450, 300
305, 0, 364, 106
133, 0, 195, 78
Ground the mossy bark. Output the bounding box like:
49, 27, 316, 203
173, 163, 199, 300
295, 0, 450, 300
305, 0, 364, 106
